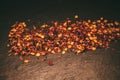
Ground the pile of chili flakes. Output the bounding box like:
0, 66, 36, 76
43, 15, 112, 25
7, 16, 120, 63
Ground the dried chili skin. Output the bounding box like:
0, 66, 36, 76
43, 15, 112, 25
7, 17, 120, 63
49, 60, 54, 66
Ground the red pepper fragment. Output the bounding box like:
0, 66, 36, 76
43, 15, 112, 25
49, 60, 54, 66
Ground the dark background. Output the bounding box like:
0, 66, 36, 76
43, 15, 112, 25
1, 0, 120, 18
0, 0, 120, 40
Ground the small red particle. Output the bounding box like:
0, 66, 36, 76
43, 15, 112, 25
19, 56, 23, 60
49, 60, 54, 66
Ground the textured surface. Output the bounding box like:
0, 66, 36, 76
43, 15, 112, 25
0, 41, 120, 80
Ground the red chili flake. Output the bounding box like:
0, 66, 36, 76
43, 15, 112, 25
14, 52, 18, 56
49, 60, 54, 66
19, 56, 23, 60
